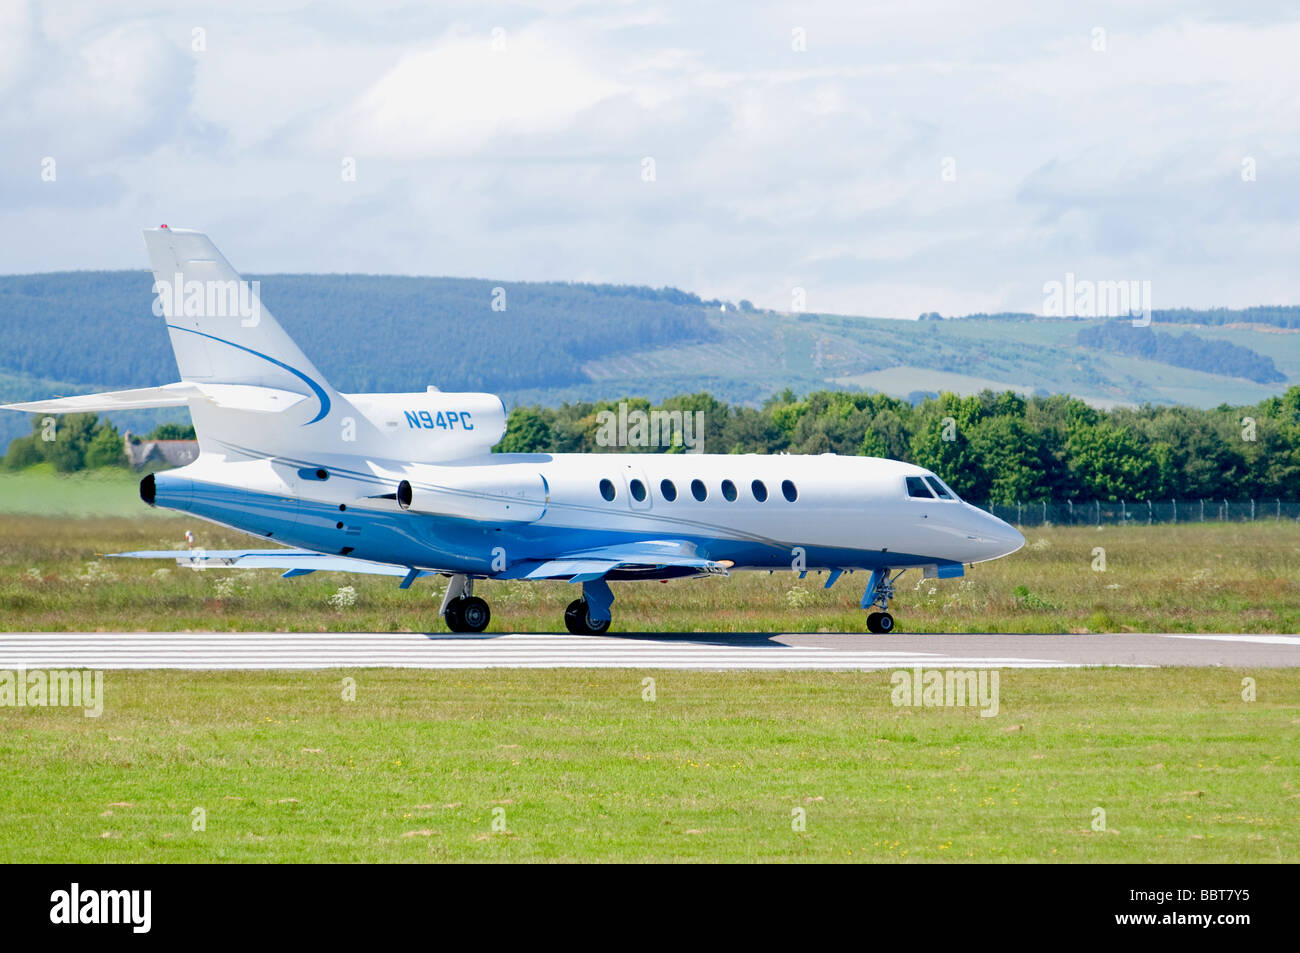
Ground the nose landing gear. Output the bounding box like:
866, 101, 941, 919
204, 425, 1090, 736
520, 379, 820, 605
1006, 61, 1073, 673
866, 611, 895, 634
862, 568, 902, 634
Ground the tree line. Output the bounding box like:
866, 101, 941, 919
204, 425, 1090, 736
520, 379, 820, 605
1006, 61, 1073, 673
1077, 321, 1284, 383
3, 416, 193, 472
10, 387, 1298, 503
497, 387, 1300, 503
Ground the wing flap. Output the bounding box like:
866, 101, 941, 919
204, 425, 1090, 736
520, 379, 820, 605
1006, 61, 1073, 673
498, 539, 730, 582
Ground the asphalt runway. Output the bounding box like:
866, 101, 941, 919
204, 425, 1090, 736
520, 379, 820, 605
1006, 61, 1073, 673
0, 631, 1296, 670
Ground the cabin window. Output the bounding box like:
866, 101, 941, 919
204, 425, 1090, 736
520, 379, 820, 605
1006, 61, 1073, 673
781, 479, 798, 502
691, 479, 708, 502
630, 478, 647, 502
721, 479, 738, 502
660, 479, 677, 501
924, 475, 954, 499
906, 476, 934, 499
751, 479, 768, 502
599, 478, 616, 502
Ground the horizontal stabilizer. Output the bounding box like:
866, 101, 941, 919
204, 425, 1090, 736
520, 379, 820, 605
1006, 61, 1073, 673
2, 382, 308, 415
1, 384, 191, 413
108, 548, 423, 578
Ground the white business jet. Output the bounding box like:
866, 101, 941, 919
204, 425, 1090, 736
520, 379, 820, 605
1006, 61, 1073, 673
2, 228, 1024, 634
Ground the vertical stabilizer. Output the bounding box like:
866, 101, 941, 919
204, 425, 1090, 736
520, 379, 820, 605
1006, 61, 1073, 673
142, 227, 333, 410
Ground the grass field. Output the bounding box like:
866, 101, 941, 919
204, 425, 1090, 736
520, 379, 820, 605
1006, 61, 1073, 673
1, 510, 1297, 633
0, 668, 1294, 862
0, 464, 167, 519
1, 479, 1296, 864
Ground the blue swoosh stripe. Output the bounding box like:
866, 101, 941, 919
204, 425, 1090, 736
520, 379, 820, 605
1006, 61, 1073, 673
165, 325, 331, 425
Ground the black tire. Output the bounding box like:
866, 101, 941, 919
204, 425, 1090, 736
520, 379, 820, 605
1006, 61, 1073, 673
865, 611, 881, 633
875, 612, 896, 634
458, 596, 491, 633
443, 598, 465, 632
564, 598, 611, 635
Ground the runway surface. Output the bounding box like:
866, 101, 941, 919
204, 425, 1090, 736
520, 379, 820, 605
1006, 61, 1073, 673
0, 631, 1296, 670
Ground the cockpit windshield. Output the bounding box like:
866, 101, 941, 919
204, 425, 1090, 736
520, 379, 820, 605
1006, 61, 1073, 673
905, 476, 933, 498
925, 475, 954, 499
925, 474, 959, 500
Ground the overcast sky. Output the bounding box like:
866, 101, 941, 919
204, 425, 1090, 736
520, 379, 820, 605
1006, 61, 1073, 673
2, 0, 1298, 317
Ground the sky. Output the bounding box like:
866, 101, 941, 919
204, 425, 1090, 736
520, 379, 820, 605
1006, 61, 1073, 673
2, 0, 1299, 317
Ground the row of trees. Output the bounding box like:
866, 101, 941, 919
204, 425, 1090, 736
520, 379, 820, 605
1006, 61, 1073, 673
3, 413, 127, 472
1078, 321, 1284, 383
497, 387, 1300, 503
10, 387, 1297, 501
2, 417, 196, 472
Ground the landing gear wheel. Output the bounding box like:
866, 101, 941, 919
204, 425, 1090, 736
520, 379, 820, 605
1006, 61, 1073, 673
564, 598, 611, 635
866, 611, 895, 634
445, 596, 490, 633
444, 599, 463, 632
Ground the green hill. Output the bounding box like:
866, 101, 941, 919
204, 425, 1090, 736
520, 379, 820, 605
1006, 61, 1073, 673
3, 271, 1299, 447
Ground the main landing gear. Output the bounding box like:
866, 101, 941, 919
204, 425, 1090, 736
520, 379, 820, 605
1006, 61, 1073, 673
564, 598, 611, 635
440, 574, 491, 633
564, 578, 615, 635
439, 575, 617, 634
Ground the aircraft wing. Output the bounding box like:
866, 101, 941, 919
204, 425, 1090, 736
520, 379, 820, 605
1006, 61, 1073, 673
108, 548, 424, 579
109, 539, 730, 583
497, 539, 731, 582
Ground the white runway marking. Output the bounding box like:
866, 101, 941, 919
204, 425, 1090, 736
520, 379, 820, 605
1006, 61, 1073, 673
1165, 634, 1300, 646
0, 632, 1081, 671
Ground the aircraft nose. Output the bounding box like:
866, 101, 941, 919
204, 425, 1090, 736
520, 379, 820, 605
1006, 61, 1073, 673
983, 514, 1025, 558
960, 508, 1024, 561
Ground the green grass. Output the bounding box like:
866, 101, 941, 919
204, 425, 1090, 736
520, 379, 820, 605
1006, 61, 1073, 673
0, 668, 1294, 862
1, 514, 1297, 633
0, 464, 162, 518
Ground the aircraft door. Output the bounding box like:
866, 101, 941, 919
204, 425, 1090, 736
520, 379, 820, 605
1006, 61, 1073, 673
619, 460, 653, 512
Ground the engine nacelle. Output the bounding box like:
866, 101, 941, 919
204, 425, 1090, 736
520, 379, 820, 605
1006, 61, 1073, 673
396, 466, 547, 524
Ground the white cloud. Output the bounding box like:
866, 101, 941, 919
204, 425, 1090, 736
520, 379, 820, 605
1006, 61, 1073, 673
314, 26, 626, 158
1, 0, 1299, 319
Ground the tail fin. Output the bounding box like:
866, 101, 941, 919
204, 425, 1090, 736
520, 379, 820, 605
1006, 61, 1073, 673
143, 227, 334, 424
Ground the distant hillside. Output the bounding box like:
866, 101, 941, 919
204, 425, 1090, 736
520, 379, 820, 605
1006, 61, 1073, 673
1077, 322, 1285, 384
3, 271, 1300, 448
0, 271, 718, 393
956, 306, 1300, 328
